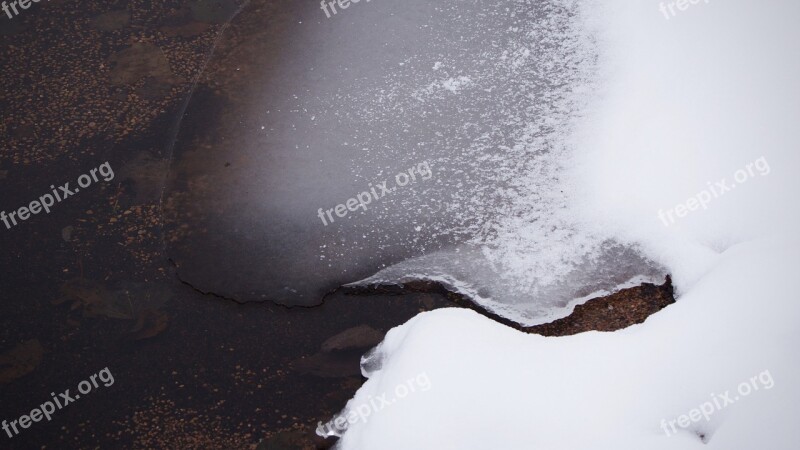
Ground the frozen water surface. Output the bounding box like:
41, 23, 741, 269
165, 0, 664, 324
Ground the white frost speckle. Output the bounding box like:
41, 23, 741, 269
441, 76, 472, 93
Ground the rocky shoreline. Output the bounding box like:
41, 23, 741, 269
343, 276, 675, 337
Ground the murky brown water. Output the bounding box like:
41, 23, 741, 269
0, 1, 468, 448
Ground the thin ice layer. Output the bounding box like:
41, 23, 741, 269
342, 0, 664, 324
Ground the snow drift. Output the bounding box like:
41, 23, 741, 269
330, 0, 800, 448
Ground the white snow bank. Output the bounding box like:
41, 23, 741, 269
571, 0, 800, 290
338, 237, 800, 449
332, 0, 800, 448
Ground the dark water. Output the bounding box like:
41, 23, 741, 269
164, 0, 470, 306
0, 1, 469, 448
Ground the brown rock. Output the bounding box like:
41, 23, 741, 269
0, 339, 44, 384
526, 276, 675, 337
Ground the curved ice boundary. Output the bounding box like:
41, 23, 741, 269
339, 0, 665, 325
346, 245, 663, 327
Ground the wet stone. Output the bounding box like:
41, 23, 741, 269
119, 151, 172, 204
54, 279, 172, 339
0, 339, 43, 384
107, 43, 180, 86
91, 9, 130, 32
61, 225, 74, 242
135, 76, 174, 101
293, 325, 386, 378
320, 325, 383, 353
